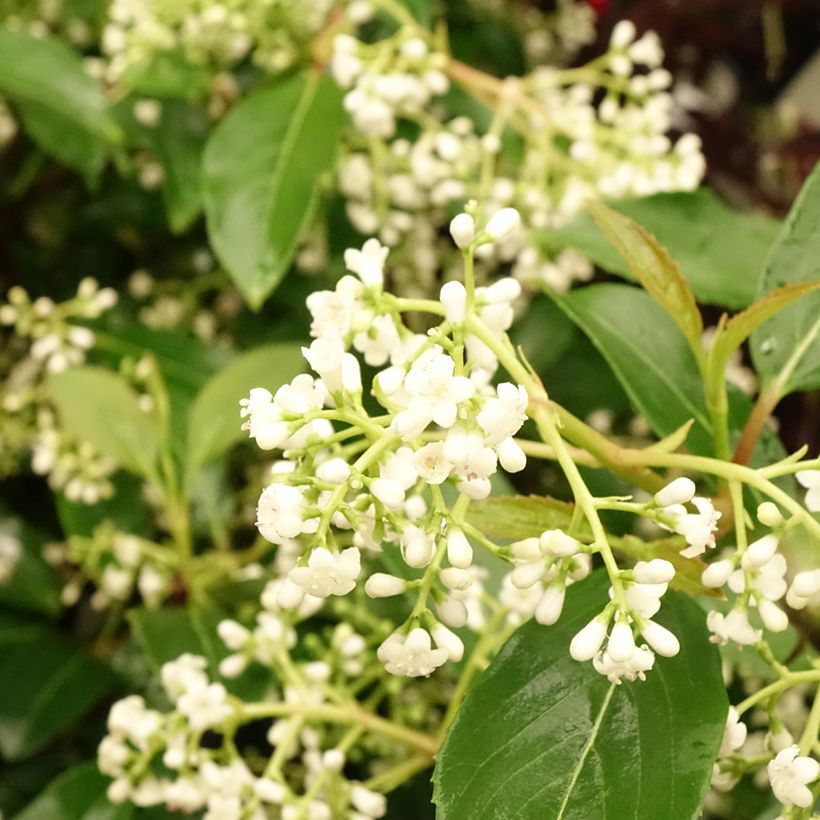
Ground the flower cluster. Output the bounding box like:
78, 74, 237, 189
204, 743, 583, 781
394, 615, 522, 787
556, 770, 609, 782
101, 0, 334, 83
568, 556, 680, 683
54, 526, 172, 609
0, 278, 119, 497
242, 222, 533, 678
331, 17, 705, 298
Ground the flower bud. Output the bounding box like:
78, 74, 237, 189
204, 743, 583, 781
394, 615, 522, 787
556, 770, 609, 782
322, 748, 345, 772
792, 568, 820, 598
701, 559, 733, 588
611, 19, 636, 49
654, 477, 696, 508
449, 213, 476, 249
219, 653, 248, 678
633, 559, 675, 585
437, 597, 468, 628
315, 458, 350, 485
277, 578, 306, 609
256, 778, 286, 803
569, 617, 608, 661
534, 585, 565, 625
433, 624, 464, 662
441, 567, 473, 590
440, 280, 467, 324
217, 619, 250, 650
511, 561, 544, 590
365, 573, 406, 598
641, 620, 680, 657
757, 599, 788, 632
376, 365, 404, 395
484, 277, 521, 303
485, 207, 521, 242
744, 534, 778, 568
341, 352, 362, 393
446, 528, 473, 569
510, 537, 541, 560
607, 620, 636, 663
756, 502, 783, 528
497, 437, 526, 473
539, 529, 580, 558
351, 785, 387, 819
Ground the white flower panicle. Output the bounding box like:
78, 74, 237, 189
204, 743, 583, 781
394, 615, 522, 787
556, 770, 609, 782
238, 230, 537, 680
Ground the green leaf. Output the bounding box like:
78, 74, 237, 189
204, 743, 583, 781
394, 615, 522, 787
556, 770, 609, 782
47, 367, 162, 480
750, 162, 820, 393
0, 612, 117, 761
203, 72, 346, 308
466, 495, 578, 542
185, 343, 303, 478
16, 101, 107, 184
433, 571, 727, 820
554, 284, 787, 470
544, 189, 781, 309
151, 101, 207, 233
709, 281, 820, 386
14, 762, 130, 820
554, 283, 713, 453
0, 30, 118, 143
129, 606, 269, 701
587, 200, 703, 355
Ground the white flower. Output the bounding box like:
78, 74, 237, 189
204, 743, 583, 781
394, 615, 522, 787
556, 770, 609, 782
442, 426, 497, 484
392, 350, 475, 439
257, 483, 307, 544
796, 469, 820, 512
768, 745, 819, 808
371, 447, 417, 509
288, 547, 361, 598
477, 382, 528, 445
377, 628, 448, 676
302, 339, 361, 394
306, 276, 365, 340
353, 314, 401, 366
706, 608, 761, 646
106, 695, 161, 750
344, 238, 389, 287
177, 682, 233, 731
593, 644, 654, 683
413, 441, 454, 484
718, 707, 747, 756
666, 496, 721, 558
161, 654, 209, 701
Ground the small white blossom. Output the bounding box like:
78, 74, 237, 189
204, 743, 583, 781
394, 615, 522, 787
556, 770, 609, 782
289, 547, 361, 598
768, 745, 819, 808
377, 628, 448, 677
796, 469, 820, 511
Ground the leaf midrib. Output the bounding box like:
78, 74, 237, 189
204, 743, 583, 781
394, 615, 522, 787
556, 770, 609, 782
555, 682, 616, 820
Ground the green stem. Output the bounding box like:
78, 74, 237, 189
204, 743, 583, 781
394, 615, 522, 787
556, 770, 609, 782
799, 684, 820, 757
735, 670, 820, 716
239, 702, 437, 757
